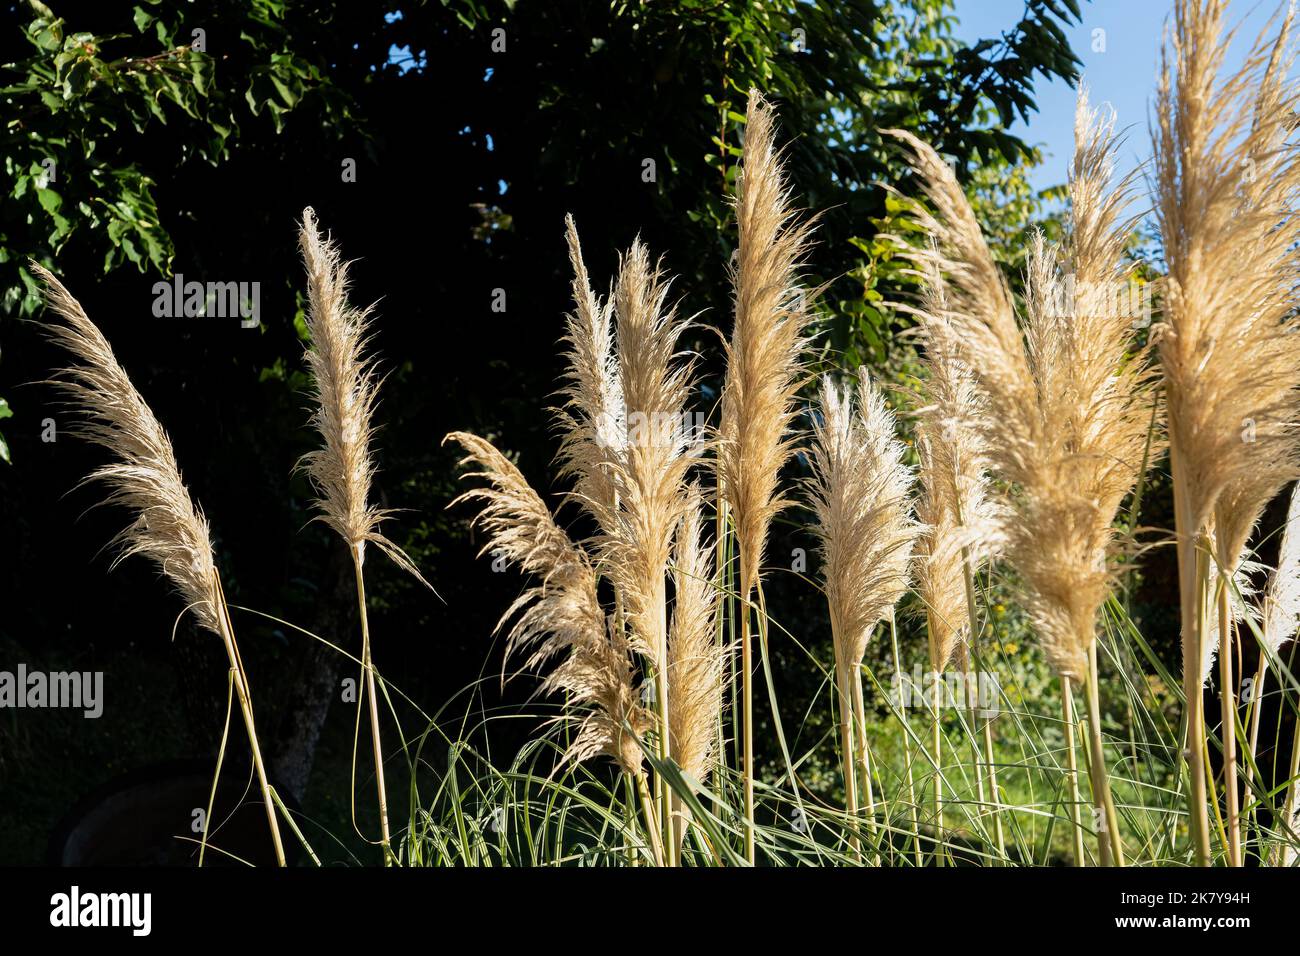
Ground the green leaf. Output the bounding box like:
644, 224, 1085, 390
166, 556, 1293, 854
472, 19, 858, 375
63, 58, 92, 100
28, 17, 63, 53
270, 73, 298, 108
37, 185, 63, 215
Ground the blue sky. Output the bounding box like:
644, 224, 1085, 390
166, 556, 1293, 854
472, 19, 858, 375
953, 0, 1284, 193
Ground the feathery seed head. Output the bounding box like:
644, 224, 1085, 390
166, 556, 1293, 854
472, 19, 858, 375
1263, 484, 1300, 655
599, 238, 697, 669
720, 90, 817, 597
667, 485, 728, 785
1154, 1, 1300, 565
554, 215, 626, 538
444, 431, 650, 773
889, 88, 1159, 680
34, 264, 222, 637
807, 369, 918, 671
298, 208, 429, 585
912, 262, 1007, 671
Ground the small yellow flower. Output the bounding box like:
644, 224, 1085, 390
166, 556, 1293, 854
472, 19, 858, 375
993, 603, 1006, 617
1003, 642, 1019, 655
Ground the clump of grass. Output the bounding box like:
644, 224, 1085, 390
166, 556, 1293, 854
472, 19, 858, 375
447, 213, 718, 865
37, 11, 1300, 871
33, 263, 286, 866
596, 235, 699, 865
444, 428, 663, 864
1151, 0, 1300, 865
886, 84, 1159, 866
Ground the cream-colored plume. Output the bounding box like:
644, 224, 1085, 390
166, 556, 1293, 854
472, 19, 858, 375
596, 239, 696, 674
667, 485, 727, 785
298, 208, 428, 583
444, 431, 650, 774
34, 264, 222, 636
719, 90, 816, 598
886, 86, 1159, 680
1262, 485, 1300, 656
1153, 1, 1300, 582
911, 260, 1007, 672
554, 215, 626, 538
807, 369, 918, 673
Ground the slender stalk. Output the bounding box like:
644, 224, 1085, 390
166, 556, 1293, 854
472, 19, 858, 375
1174, 460, 1213, 865
962, 677, 988, 840
1083, 641, 1123, 866
930, 682, 944, 865
1217, 578, 1242, 865
834, 641, 861, 859
714, 491, 730, 817
1188, 542, 1214, 866
741, 591, 755, 864
1061, 676, 1086, 866
1243, 648, 1267, 858
1202, 727, 1230, 856
352, 545, 393, 864
1245, 648, 1267, 798
961, 554, 1003, 860
199, 669, 235, 868
213, 574, 286, 867
850, 662, 878, 862
636, 772, 666, 867
721, 510, 741, 822
623, 775, 640, 866
1280, 711, 1300, 866
652, 575, 676, 867
268, 786, 321, 866
889, 611, 923, 866
981, 718, 1003, 859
